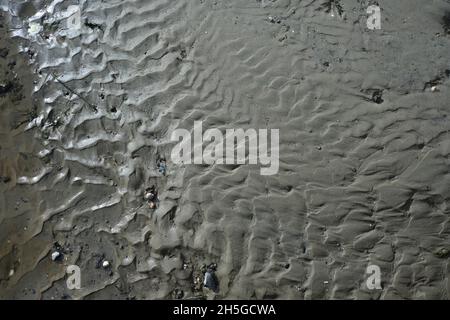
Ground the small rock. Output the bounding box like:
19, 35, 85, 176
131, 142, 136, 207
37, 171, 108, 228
157, 159, 167, 175
51, 251, 61, 261
208, 263, 217, 271
102, 260, 110, 268
173, 288, 184, 299
203, 270, 219, 293
371, 90, 384, 104
268, 16, 281, 24
8, 269, 14, 277
435, 248, 449, 258
0, 48, 9, 58
144, 191, 155, 201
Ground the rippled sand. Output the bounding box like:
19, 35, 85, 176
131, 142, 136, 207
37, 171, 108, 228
0, 0, 449, 299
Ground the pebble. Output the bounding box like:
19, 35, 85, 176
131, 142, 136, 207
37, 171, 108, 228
144, 191, 154, 200
173, 288, 184, 299
203, 270, 219, 292
102, 260, 110, 268
51, 251, 61, 261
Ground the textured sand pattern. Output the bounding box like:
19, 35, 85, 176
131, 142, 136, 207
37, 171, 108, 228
0, 0, 449, 299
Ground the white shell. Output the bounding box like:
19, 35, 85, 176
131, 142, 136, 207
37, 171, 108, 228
28, 22, 43, 36
51, 251, 61, 261
144, 192, 154, 200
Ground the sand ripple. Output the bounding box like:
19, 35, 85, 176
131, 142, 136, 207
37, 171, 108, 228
0, 0, 449, 299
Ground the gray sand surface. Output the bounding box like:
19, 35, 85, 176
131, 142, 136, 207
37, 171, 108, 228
0, 0, 449, 299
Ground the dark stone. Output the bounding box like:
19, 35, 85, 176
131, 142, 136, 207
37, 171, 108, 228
0, 82, 13, 95
371, 90, 383, 104
203, 270, 219, 293
0, 47, 8, 58
173, 288, 184, 299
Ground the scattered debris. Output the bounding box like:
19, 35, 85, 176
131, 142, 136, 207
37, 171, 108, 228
423, 71, 450, 91
268, 16, 281, 24
144, 185, 158, 209
84, 20, 104, 32
193, 274, 203, 291
51, 73, 97, 112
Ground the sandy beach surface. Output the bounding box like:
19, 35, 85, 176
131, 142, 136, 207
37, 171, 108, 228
0, 0, 449, 299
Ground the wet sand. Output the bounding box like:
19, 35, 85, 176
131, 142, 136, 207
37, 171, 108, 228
0, 0, 449, 299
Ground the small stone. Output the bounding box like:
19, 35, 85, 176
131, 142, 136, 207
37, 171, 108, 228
157, 159, 167, 175
268, 16, 281, 24
435, 248, 449, 258
0, 48, 9, 58
102, 260, 110, 268
208, 263, 217, 271
203, 270, 219, 292
144, 191, 155, 201
371, 90, 384, 104
173, 288, 184, 299
8, 269, 14, 277
28, 22, 42, 35
51, 251, 61, 261
431, 86, 438, 92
